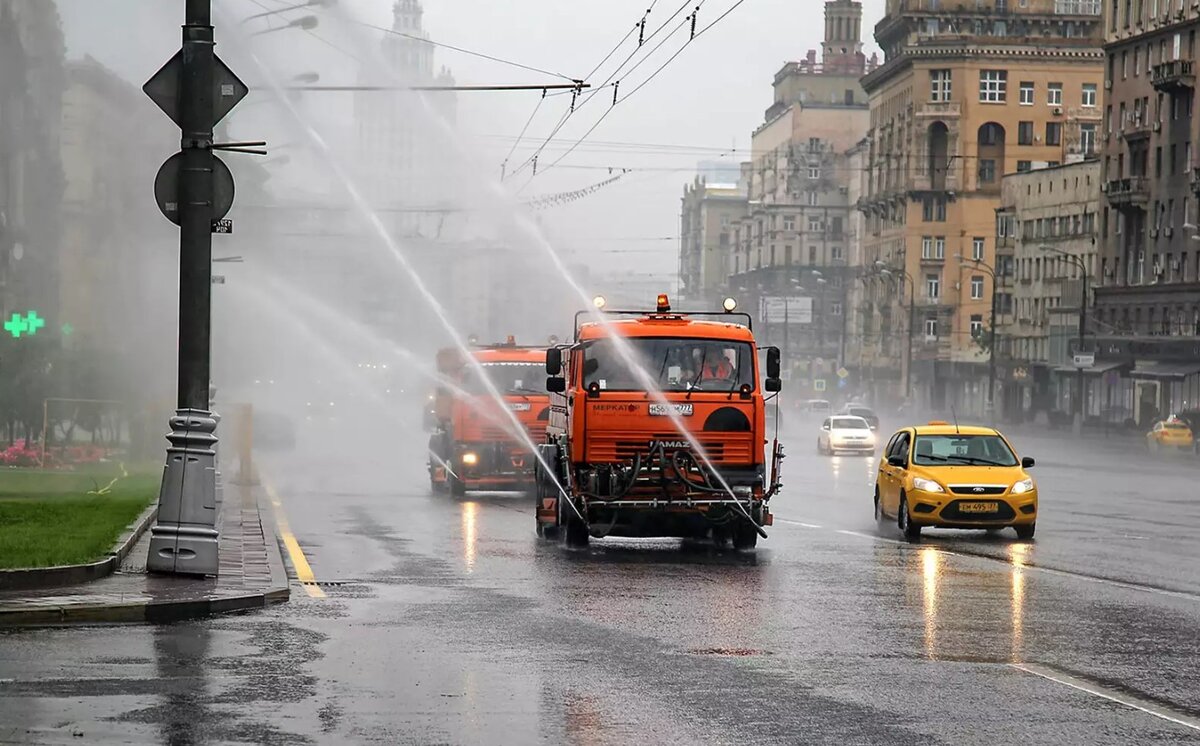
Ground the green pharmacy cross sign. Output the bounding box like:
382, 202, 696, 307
4, 311, 46, 339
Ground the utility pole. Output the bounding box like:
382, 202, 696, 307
142, 0, 251, 576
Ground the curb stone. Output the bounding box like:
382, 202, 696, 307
0, 502, 159, 592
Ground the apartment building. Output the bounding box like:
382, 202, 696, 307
859, 0, 1104, 414
1096, 0, 1200, 424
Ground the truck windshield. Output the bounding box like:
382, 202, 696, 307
581, 338, 755, 392
461, 362, 546, 395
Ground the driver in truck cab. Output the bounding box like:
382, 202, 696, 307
692, 342, 736, 383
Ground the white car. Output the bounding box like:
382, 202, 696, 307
817, 415, 877, 456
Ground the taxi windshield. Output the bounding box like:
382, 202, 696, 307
461, 362, 546, 395
581, 337, 755, 392
912, 434, 1018, 467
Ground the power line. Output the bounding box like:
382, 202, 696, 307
347, 19, 581, 83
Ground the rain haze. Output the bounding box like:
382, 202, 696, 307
5, 2, 1200, 745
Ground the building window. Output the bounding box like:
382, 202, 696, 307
808, 137, 821, 152
980, 70, 1008, 102
1017, 160, 1032, 173
930, 69, 952, 102
809, 165, 820, 179
809, 246, 817, 263
926, 273, 941, 299
979, 159, 997, 183
1018, 121, 1034, 145
970, 314, 984, 338
971, 275, 985, 299
1048, 82, 1063, 105
1046, 121, 1062, 146
832, 245, 843, 260
1082, 83, 1098, 107
808, 215, 823, 232
831, 301, 843, 316
783, 216, 795, 231
925, 315, 938, 338
1081, 124, 1097, 156
808, 191, 819, 206
973, 237, 985, 260
922, 235, 934, 258
935, 236, 946, 258
1019, 81, 1035, 105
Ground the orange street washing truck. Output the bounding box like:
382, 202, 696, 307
428, 337, 550, 496
534, 294, 785, 549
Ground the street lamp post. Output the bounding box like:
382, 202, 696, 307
957, 254, 999, 422
1041, 245, 1089, 434
876, 262, 916, 402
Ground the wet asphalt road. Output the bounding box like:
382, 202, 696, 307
3, 413, 1200, 745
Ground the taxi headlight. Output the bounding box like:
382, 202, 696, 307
1011, 477, 1034, 495
912, 477, 944, 493
461, 452, 479, 466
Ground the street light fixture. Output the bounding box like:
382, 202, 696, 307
251, 15, 319, 36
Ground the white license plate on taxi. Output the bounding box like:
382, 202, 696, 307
649, 403, 694, 416
959, 501, 999, 514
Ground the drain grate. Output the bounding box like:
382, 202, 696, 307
300, 580, 356, 588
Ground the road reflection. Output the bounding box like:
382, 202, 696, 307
1009, 542, 1028, 662
461, 500, 479, 572
153, 623, 211, 745
921, 546, 941, 660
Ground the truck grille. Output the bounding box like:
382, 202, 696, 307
585, 432, 755, 465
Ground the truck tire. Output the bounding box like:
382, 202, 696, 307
448, 472, 466, 497
560, 497, 589, 548
732, 518, 759, 550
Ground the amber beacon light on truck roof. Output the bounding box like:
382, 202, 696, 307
573, 294, 752, 337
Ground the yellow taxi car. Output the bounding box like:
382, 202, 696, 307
1146, 418, 1195, 452
874, 422, 1038, 542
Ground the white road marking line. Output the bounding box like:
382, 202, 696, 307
773, 516, 1200, 602
1012, 663, 1200, 733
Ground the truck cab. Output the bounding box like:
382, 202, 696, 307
428, 338, 550, 496
535, 295, 784, 549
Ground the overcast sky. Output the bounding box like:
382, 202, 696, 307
58, 0, 886, 281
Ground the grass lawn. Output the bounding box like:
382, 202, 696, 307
0, 470, 159, 570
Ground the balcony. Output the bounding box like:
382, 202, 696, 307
1121, 115, 1153, 141
1151, 60, 1195, 93
1191, 167, 1200, 195
1104, 177, 1150, 207
915, 101, 962, 121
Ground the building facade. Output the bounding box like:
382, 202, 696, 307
995, 159, 1100, 422
859, 0, 1104, 415
679, 178, 748, 306
1095, 0, 1200, 424
726, 1, 876, 389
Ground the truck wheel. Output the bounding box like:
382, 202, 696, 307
560, 499, 589, 548
448, 472, 466, 497
732, 521, 758, 550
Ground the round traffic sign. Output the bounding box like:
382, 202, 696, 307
154, 152, 235, 226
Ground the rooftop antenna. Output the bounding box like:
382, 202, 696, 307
950, 405, 960, 434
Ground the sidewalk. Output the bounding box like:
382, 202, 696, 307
0, 482, 289, 626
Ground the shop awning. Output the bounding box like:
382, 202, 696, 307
1051, 360, 1130, 376
1128, 361, 1200, 381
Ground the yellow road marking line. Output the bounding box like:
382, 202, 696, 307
263, 481, 325, 599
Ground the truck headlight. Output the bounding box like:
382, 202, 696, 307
912, 477, 944, 493
1011, 478, 1034, 494
461, 452, 478, 466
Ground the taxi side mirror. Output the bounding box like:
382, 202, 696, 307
1021, 456, 1035, 468
887, 454, 906, 468
546, 376, 566, 393
546, 348, 563, 375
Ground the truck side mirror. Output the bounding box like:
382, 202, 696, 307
546, 376, 566, 393
546, 347, 562, 375
765, 378, 782, 392
766, 347, 781, 379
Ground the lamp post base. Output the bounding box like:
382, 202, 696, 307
146, 409, 220, 577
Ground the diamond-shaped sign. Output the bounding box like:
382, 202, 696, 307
143, 51, 249, 129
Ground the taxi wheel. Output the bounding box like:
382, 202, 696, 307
873, 488, 884, 523
898, 494, 921, 542
1014, 523, 1036, 541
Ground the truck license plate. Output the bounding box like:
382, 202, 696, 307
649, 403, 693, 416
